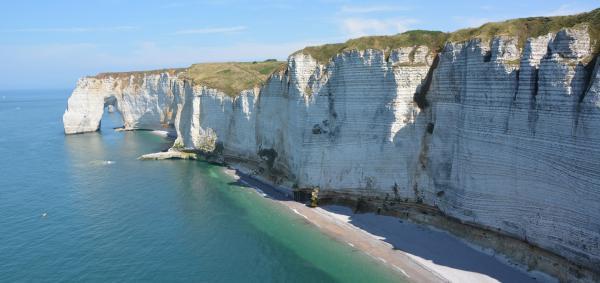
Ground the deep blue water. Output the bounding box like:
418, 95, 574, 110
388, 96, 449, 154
0, 90, 403, 282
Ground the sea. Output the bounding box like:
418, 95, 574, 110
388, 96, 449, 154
0, 90, 404, 282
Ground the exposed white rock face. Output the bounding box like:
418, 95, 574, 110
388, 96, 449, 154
63, 73, 178, 134
64, 27, 600, 273
281, 49, 431, 197
426, 27, 599, 270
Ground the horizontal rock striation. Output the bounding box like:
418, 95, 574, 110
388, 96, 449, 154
63, 73, 181, 134
64, 25, 600, 280
426, 28, 600, 274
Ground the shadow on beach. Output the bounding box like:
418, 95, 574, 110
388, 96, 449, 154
228, 167, 540, 282
229, 170, 292, 202
320, 205, 540, 283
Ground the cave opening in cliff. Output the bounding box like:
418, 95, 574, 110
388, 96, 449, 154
100, 95, 124, 130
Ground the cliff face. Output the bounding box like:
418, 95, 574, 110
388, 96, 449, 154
63, 73, 180, 134
63, 26, 600, 275
426, 28, 600, 271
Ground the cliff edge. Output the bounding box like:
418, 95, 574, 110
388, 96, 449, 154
63, 9, 600, 282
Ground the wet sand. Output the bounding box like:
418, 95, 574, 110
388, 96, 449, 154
223, 166, 551, 283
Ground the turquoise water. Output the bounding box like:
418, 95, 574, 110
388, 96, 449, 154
0, 90, 403, 282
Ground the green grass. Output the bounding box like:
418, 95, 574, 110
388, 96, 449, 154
93, 9, 600, 96
296, 30, 448, 63
504, 58, 522, 66
297, 8, 600, 64
449, 8, 600, 53
93, 61, 285, 97
93, 68, 186, 89
94, 68, 185, 79
181, 61, 286, 96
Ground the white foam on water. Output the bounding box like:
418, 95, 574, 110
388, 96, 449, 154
392, 265, 410, 278
150, 130, 169, 137
291, 208, 309, 220
254, 188, 267, 197
90, 160, 115, 166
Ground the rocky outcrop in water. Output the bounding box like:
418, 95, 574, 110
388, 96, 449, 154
63, 24, 600, 280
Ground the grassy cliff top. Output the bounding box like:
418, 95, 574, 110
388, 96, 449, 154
92, 9, 599, 96
181, 61, 286, 96
297, 30, 448, 63
297, 8, 600, 63
95, 68, 185, 79
449, 8, 600, 52
92, 61, 285, 96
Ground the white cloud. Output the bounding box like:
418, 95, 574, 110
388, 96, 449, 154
341, 18, 417, 37
340, 4, 409, 14
0, 26, 137, 33
174, 26, 247, 35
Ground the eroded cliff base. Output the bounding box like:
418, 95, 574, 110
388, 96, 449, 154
317, 192, 600, 283
180, 149, 599, 282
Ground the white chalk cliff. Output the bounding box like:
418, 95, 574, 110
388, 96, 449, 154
63, 72, 179, 134
64, 24, 600, 279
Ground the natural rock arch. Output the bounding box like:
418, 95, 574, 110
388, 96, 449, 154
63, 87, 123, 134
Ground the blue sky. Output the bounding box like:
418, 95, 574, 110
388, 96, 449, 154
0, 0, 598, 89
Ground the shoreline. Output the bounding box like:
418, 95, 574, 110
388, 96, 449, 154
222, 165, 550, 283
222, 166, 445, 283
